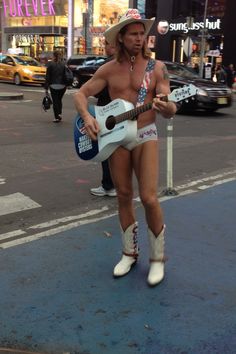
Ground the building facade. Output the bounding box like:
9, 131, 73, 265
0, 0, 145, 58
0, 0, 235, 68
145, 0, 235, 68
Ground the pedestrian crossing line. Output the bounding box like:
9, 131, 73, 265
1, 172, 236, 249
0, 212, 117, 249
0, 229, 26, 241
197, 177, 236, 190
10, 100, 32, 103
22, 88, 77, 94
175, 169, 236, 191
0, 177, 6, 185
0, 192, 41, 217
28, 206, 109, 229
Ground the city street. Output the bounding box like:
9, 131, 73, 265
0, 83, 236, 353
0, 82, 236, 238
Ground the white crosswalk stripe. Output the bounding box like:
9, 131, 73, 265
0, 177, 6, 185
0, 192, 41, 216
0, 171, 236, 249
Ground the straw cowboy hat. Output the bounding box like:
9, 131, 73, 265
104, 8, 155, 45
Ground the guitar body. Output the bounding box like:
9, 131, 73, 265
74, 85, 198, 162
74, 99, 137, 162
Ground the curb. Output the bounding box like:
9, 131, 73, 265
0, 92, 24, 101
0, 349, 46, 354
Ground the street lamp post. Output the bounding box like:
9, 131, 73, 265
67, 0, 74, 59
199, 0, 209, 78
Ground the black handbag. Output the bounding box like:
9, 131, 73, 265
42, 94, 52, 111
64, 65, 74, 86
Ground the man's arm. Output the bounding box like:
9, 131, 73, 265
73, 66, 108, 140
153, 61, 177, 118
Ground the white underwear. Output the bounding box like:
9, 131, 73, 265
123, 123, 158, 151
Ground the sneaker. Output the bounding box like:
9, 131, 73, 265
90, 186, 117, 197
53, 118, 60, 123
106, 188, 117, 197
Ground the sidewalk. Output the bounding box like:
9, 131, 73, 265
0, 180, 235, 354
0, 92, 23, 100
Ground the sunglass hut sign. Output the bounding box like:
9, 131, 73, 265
2, 0, 55, 17
169, 18, 221, 33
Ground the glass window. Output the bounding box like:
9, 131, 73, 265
14, 56, 40, 66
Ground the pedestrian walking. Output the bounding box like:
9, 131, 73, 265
225, 63, 235, 88
45, 50, 67, 123
215, 64, 227, 84
74, 8, 177, 286
90, 40, 117, 197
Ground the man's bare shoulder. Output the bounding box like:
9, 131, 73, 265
154, 60, 167, 70
154, 60, 169, 80
95, 58, 117, 75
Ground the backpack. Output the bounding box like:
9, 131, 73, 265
64, 66, 74, 86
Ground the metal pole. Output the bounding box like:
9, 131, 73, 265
129, 0, 138, 8
162, 118, 178, 196
199, 0, 209, 78
67, 0, 74, 59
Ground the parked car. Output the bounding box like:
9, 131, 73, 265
67, 55, 232, 113
67, 54, 107, 87
165, 61, 232, 113
0, 54, 46, 85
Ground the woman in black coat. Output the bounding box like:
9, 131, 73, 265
45, 50, 66, 122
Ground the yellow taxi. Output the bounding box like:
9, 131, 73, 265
0, 54, 46, 85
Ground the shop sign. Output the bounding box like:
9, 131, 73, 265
2, 0, 55, 17
169, 18, 221, 34
157, 20, 169, 35
10, 34, 41, 43
206, 49, 221, 57
89, 27, 107, 36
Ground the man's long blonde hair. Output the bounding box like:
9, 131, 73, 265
114, 23, 152, 62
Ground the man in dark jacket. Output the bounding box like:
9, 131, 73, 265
90, 41, 117, 197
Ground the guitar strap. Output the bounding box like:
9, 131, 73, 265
136, 58, 156, 107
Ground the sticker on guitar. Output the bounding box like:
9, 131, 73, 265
74, 84, 198, 162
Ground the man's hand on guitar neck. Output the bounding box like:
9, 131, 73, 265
83, 114, 100, 141
153, 94, 177, 119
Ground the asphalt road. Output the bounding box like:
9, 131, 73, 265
0, 82, 236, 238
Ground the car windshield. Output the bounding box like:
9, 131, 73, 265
165, 63, 199, 79
14, 56, 40, 67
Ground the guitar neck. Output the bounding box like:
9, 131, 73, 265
115, 102, 153, 124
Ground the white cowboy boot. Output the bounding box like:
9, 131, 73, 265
147, 225, 166, 286
113, 222, 138, 277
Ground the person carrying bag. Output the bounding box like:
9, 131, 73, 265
44, 50, 67, 123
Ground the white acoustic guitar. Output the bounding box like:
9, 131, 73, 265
74, 84, 198, 162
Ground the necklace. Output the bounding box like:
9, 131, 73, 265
130, 56, 136, 71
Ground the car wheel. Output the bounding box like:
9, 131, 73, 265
14, 73, 21, 85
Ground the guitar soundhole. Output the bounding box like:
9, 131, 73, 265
106, 116, 116, 130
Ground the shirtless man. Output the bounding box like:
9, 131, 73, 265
74, 9, 177, 286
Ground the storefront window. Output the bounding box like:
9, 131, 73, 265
2, 0, 131, 56
73, 0, 129, 55
93, 0, 128, 26
170, 0, 226, 69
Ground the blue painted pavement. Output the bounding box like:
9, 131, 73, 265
0, 181, 236, 354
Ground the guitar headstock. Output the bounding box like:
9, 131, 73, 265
168, 84, 198, 103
